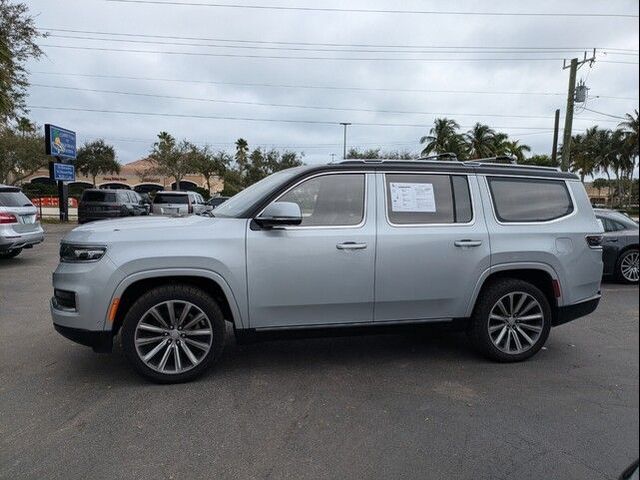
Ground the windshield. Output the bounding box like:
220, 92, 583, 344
81, 191, 117, 203
154, 193, 189, 204
214, 167, 306, 218
0, 189, 33, 207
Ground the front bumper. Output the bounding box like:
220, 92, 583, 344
0, 227, 44, 251
53, 324, 113, 353
553, 294, 601, 326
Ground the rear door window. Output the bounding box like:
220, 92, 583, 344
385, 174, 472, 225
487, 177, 574, 223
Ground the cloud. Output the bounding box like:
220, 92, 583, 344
24, 0, 639, 164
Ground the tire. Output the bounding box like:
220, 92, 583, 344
615, 249, 639, 284
0, 248, 22, 259
121, 285, 226, 383
469, 278, 552, 362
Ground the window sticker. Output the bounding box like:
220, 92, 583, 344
390, 182, 436, 212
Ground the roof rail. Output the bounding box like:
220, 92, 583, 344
418, 152, 458, 161
464, 159, 560, 171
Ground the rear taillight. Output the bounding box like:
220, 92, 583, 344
586, 234, 603, 248
0, 212, 17, 224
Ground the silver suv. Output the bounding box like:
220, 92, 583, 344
0, 184, 44, 259
51, 160, 604, 382
151, 191, 209, 216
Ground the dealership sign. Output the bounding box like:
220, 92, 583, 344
45, 124, 77, 159
51, 162, 76, 182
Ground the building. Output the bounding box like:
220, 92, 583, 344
23, 158, 224, 194
584, 181, 614, 207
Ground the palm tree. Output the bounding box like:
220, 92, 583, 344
618, 109, 639, 157
568, 133, 595, 182
420, 118, 460, 157
235, 138, 249, 173
465, 123, 496, 159
504, 140, 531, 163
491, 132, 510, 157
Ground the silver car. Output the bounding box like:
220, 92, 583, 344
151, 191, 209, 216
51, 160, 603, 382
0, 184, 45, 259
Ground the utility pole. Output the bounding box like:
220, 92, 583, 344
340, 122, 351, 159
560, 49, 596, 171
551, 108, 560, 166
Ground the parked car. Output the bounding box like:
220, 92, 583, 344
594, 208, 639, 284
207, 196, 229, 209
151, 191, 209, 216
78, 189, 148, 224
138, 192, 152, 214
52, 159, 604, 382
0, 184, 44, 259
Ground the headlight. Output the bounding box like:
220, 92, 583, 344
60, 244, 107, 262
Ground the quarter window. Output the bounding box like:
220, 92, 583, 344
278, 174, 365, 227
488, 177, 574, 223
385, 174, 472, 225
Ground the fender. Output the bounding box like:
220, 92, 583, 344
464, 261, 563, 317
103, 267, 245, 330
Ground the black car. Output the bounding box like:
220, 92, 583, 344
78, 189, 148, 224
594, 209, 639, 284
207, 196, 229, 209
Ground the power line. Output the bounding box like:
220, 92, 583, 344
40, 44, 571, 62
582, 107, 627, 120
31, 71, 639, 101
29, 83, 622, 123
39, 28, 640, 52
105, 0, 640, 18
26, 105, 558, 130
46, 33, 630, 57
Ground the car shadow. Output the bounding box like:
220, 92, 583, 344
57, 324, 481, 386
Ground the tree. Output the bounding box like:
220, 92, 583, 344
504, 140, 531, 163
0, 1, 46, 126
465, 123, 496, 159
0, 119, 49, 184
75, 140, 120, 186
234, 138, 249, 174
191, 146, 230, 193
521, 154, 553, 167
591, 178, 609, 199
420, 118, 461, 157
147, 132, 196, 190
346, 148, 418, 160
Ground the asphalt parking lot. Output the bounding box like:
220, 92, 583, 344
1, 223, 638, 480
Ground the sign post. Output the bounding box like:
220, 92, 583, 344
45, 124, 77, 222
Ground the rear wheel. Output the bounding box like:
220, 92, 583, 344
469, 278, 552, 362
616, 249, 639, 284
0, 248, 22, 259
121, 285, 226, 383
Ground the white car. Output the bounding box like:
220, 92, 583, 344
0, 184, 44, 259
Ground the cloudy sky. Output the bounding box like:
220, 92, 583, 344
23, 0, 640, 165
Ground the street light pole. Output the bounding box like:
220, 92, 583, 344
340, 122, 351, 160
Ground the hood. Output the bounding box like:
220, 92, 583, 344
64, 214, 231, 244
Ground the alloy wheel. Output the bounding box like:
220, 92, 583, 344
134, 300, 213, 374
488, 292, 544, 355
621, 251, 639, 283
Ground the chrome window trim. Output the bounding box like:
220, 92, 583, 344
256, 170, 369, 230
382, 172, 476, 228
481, 174, 578, 226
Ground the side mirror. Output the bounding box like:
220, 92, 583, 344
255, 202, 302, 228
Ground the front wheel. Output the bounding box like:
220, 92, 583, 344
121, 285, 226, 383
616, 249, 639, 284
0, 248, 22, 259
469, 279, 552, 362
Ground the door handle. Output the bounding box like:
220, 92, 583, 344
454, 239, 483, 248
336, 242, 368, 250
